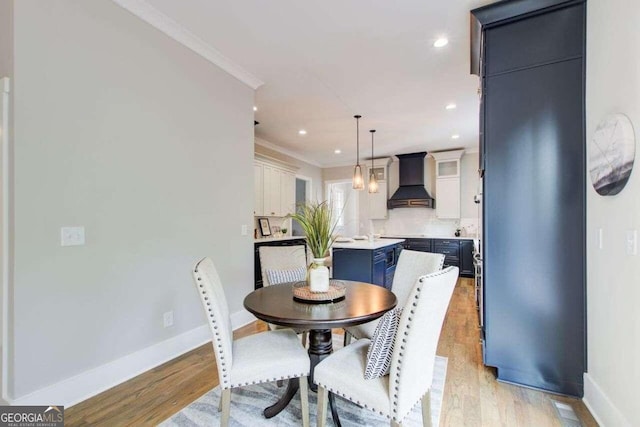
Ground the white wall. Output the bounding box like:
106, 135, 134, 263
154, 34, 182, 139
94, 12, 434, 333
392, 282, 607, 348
585, 0, 640, 425
0, 1, 14, 392
9, 0, 254, 401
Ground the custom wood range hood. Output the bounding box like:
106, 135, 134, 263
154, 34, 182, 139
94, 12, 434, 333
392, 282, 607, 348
387, 152, 435, 209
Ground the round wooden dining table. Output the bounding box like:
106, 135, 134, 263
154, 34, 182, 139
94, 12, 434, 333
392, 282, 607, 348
244, 280, 397, 426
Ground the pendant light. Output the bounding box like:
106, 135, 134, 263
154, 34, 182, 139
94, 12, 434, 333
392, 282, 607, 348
368, 129, 379, 193
352, 115, 364, 190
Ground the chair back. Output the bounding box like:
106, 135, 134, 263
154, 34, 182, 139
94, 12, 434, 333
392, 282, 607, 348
259, 245, 308, 286
192, 257, 234, 388
389, 266, 458, 423
392, 250, 445, 308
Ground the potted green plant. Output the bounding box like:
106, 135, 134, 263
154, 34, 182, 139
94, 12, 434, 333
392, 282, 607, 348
289, 200, 338, 292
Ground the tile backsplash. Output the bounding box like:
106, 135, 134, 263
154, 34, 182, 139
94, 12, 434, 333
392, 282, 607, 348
369, 208, 479, 238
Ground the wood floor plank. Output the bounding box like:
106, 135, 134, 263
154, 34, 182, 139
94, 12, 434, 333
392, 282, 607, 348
66, 279, 598, 426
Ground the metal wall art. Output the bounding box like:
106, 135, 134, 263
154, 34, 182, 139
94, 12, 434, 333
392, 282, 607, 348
589, 113, 636, 196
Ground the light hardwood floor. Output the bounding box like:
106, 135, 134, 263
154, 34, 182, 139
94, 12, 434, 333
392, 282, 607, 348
66, 279, 597, 426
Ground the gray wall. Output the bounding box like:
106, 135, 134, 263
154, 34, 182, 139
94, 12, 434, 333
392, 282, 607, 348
10, 0, 254, 399
0, 0, 14, 401
585, 0, 640, 424
0, 0, 12, 78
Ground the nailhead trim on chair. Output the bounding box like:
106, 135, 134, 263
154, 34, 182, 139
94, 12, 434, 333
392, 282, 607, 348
230, 373, 307, 389
195, 266, 232, 389
196, 259, 314, 392
388, 276, 439, 422
316, 382, 392, 420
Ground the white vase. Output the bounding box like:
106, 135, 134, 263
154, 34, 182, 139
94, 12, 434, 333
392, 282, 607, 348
309, 257, 330, 293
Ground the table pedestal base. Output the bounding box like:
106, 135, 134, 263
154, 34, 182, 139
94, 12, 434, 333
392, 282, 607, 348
264, 329, 342, 427
264, 378, 299, 418
308, 329, 332, 392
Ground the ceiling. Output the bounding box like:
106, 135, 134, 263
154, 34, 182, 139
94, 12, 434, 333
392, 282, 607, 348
146, 0, 494, 167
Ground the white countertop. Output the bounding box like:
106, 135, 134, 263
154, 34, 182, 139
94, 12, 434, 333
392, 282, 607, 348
332, 238, 405, 250
381, 234, 474, 240
254, 235, 306, 243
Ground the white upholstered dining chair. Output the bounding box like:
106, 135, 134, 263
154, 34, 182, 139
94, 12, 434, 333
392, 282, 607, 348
192, 257, 310, 427
259, 245, 309, 347
259, 245, 308, 287
344, 250, 445, 344
315, 266, 458, 427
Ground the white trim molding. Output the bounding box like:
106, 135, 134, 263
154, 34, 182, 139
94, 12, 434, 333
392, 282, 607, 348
110, 0, 263, 90
583, 373, 632, 427
255, 137, 323, 168
8, 309, 256, 408
1, 77, 11, 404
230, 308, 256, 331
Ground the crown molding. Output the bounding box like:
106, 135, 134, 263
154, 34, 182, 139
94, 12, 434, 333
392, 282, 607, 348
322, 161, 359, 169
254, 137, 323, 168
111, 0, 263, 90
254, 153, 299, 172
465, 147, 480, 154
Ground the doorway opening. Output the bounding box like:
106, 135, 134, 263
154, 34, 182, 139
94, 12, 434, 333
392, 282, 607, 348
293, 176, 312, 236
326, 180, 359, 238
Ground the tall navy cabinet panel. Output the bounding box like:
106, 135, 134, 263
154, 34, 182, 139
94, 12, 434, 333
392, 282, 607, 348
472, 0, 586, 397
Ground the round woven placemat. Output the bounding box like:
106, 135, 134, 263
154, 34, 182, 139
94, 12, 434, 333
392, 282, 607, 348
292, 280, 346, 303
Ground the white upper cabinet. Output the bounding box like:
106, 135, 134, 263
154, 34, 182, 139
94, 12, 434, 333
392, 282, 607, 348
435, 177, 460, 218
263, 165, 282, 216
431, 150, 465, 219
254, 155, 298, 218
367, 160, 392, 220
437, 159, 460, 178
368, 166, 388, 219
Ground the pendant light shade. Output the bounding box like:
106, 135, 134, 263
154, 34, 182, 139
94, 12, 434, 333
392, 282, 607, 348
368, 129, 379, 193
352, 115, 364, 190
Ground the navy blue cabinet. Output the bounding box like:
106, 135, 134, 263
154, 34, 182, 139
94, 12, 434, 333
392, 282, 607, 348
388, 238, 474, 278
472, 0, 586, 397
372, 250, 387, 288
402, 238, 432, 252
332, 244, 401, 290
460, 240, 475, 277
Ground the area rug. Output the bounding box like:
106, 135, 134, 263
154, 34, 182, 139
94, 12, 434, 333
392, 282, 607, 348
160, 337, 447, 427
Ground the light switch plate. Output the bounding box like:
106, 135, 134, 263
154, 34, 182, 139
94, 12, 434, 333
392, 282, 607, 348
163, 311, 174, 328
241, 225, 248, 236
626, 230, 637, 256
61, 226, 85, 246
598, 228, 603, 250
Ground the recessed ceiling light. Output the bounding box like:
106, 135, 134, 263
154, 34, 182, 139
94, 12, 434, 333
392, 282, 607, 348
298, 129, 307, 135
253, 106, 257, 111
445, 103, 457, 110
434, 37, 449, 48
451, 134, 460, 140
334, 149, 342, 154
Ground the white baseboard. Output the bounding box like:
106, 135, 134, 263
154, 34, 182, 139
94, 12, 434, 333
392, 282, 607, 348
9, 309, 256, 408
583, 373, 631, 427
231, 308, 257, 330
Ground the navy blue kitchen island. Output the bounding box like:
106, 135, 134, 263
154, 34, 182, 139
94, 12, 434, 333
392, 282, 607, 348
331, 239, 404, 290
